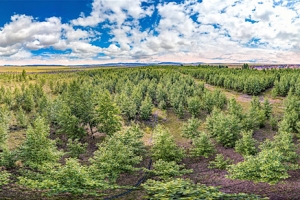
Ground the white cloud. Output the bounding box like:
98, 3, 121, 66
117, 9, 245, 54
1, 0, 300, 64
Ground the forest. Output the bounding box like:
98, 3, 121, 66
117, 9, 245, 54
1, 65, 300, 199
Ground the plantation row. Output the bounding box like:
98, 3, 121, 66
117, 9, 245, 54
0, 67, 299, 199
179, 65, 300, 97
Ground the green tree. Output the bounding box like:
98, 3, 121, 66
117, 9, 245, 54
56, 102, 85, 139
140, 95, 153, 120
206, 108, 241, 148
18, 158, 109, 196
94, 91, 122, 136
16, 106, 28, 128
181, 117, 201, 139
235, 130, 257, 156
18, 116, 62, 169
227, 149, 292, 184
151, 125, 185, 162
0, 106, 10, 151
209, 154, 232, 170
147, 159, 192, 180
89, 136, 142, 182
190, 133, 215, 158
143, 178, 261, 199
242, 63, 249, 69
227, 98, 243, 120
263, 98, 272, 119
187, 96, 201, 116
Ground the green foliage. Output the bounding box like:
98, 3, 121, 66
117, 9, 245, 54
16, 107, 28, 128
243, 97, 266, 130
202, 90, 227, 113
113, 124, 146, 156
115, 92, 137, 119
151, 125, 185, 162
0, 149, 17, 168
140, 95, 153, 120
263, 98, 272, 119
242, 63, 249, 69
259, 131, 298, 163
143, 178, 263, 200
0, 170, 10, 187
94, 91, 122, 136
190, 133, 215, 158
209, 154, 233, 170
89, 136, 142, 182
56, 102, 85, 139
279, 94, 300, 133
227, 149, 292, 184
187, 96, 201, 116
67, 139, 87, 158
235, 130, 257, 156
0, 106, 10, 150
18, 158, 110, 196
227, 98, 243, 120
181, 117, 201, 139
269, 114, 278, 131
230, 123, 298, 185
206, 108, 241, 148
18, 116, 62, 169
147, 159, 192, 180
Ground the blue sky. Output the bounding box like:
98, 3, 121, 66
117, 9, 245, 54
0, 0, 300, 65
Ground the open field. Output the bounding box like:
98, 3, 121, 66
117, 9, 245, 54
1, 65, 300, 199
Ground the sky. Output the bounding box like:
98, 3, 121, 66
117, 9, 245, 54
0, 0, 300, 65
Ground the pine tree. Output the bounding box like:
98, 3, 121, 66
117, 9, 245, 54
151, 125, 185, 162
94, 91, 122, 136
181, 117, 201, 139
140, 94, 153, 120
190, 133, 215, 158
18, 116, 62, 169
235, 130, 257, 156
263, 98, 272, 119
187, 96, 201, 116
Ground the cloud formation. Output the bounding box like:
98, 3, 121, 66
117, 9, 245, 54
0, 0, 300, 64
